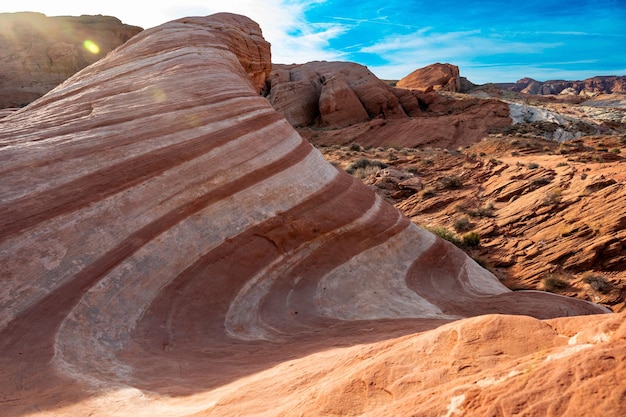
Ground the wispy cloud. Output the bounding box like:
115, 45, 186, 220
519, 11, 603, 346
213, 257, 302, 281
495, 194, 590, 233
360, 29, 564, 82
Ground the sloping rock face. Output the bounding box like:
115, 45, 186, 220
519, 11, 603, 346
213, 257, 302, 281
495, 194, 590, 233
397, 62, 461, 92
0, 12, 142, 108
508, 76, 626, 96
0, 13, 618, 417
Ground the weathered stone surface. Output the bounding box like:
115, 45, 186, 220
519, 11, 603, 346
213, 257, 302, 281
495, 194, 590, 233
268, 61, 405, 128
318, 77, 370, 127
0, 12, 142, 108
0, 13, 617, 417
397, 62, 461, 92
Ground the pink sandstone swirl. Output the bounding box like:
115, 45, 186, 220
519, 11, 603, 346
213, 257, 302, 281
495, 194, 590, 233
0, 13, 620, 417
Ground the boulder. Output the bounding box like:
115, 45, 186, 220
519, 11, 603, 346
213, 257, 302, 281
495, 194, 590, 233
397, 62, 461, 92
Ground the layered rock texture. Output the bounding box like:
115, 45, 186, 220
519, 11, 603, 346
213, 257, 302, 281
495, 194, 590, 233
322, 134, 626, 313
268, 61, 511, 148
0, 13, 621, 417
0, 12, 142, 108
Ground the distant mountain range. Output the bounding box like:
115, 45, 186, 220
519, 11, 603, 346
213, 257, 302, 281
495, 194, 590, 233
489, 76, 626, 96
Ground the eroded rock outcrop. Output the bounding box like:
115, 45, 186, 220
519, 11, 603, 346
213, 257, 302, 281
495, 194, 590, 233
0, 12, 142, 108
0, 13, 617, 417
268, 61, 511, 148
268, 61, 406, 128
397, 62, 461, 92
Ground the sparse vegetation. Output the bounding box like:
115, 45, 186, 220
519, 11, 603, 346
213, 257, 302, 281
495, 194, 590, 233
453, 217, 472, 233
439, 175, 463, 189
542, 274, 569, 292
345, 158, 388, 175
582, 273, 611, 294
527, 162, 540, 169
531, 176, 551, 186
420, 186, 436, 199
426, 226, 462, 247
542, 188, 562, 206
462, 231, 481, 247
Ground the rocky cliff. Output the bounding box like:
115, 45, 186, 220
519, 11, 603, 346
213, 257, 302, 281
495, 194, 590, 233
0, 13, 621, 417
0, 12, 142, 108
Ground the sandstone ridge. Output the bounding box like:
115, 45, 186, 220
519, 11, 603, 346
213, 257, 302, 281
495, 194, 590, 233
0, 13, 620, 417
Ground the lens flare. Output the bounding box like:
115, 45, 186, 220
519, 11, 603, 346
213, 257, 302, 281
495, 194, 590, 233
83, 40, 100, 54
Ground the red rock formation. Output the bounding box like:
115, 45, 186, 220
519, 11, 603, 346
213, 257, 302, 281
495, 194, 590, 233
397, 62, 461, 92
506, 76, 626, 96
268, 61, 511, 148
0, 12, 142, 108
268, 61, 405, 128
0, 13, 617, 417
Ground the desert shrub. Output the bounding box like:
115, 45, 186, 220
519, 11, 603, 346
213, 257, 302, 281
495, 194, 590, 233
349, 143, 362, 151
556, 162, 569, 167
542, 274, 568, 292
420, 187, 436, 199
439, 175, 463, 189
542, 188, 562, 206
426, 226, 462, 247
582, 273, 611, 294
353, 166, 382, 179
345, 158, 388, 174
422, 158, 434, 165
462, 232, 481, 247
610, 148, 621, 154
467, 203, 495, 218
531, 176, 551, 186
453, 217, 472, 233
527, 162, 540, 169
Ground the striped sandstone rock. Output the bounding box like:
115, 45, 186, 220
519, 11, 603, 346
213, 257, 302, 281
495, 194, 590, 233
0, 13, 618, 417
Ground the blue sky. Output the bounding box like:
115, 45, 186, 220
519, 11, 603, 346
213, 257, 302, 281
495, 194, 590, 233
3, 0, 625, 83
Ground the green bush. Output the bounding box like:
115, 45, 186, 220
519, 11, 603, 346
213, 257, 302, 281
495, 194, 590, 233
426, 226, 462, 247
462, 232, 481, 247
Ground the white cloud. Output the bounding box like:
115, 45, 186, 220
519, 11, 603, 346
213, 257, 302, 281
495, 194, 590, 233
1, 0, 347, 64
360, 29, 564, 82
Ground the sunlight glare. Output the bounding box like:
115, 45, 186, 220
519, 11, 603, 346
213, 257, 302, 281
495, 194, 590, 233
83, 40, 100, 54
